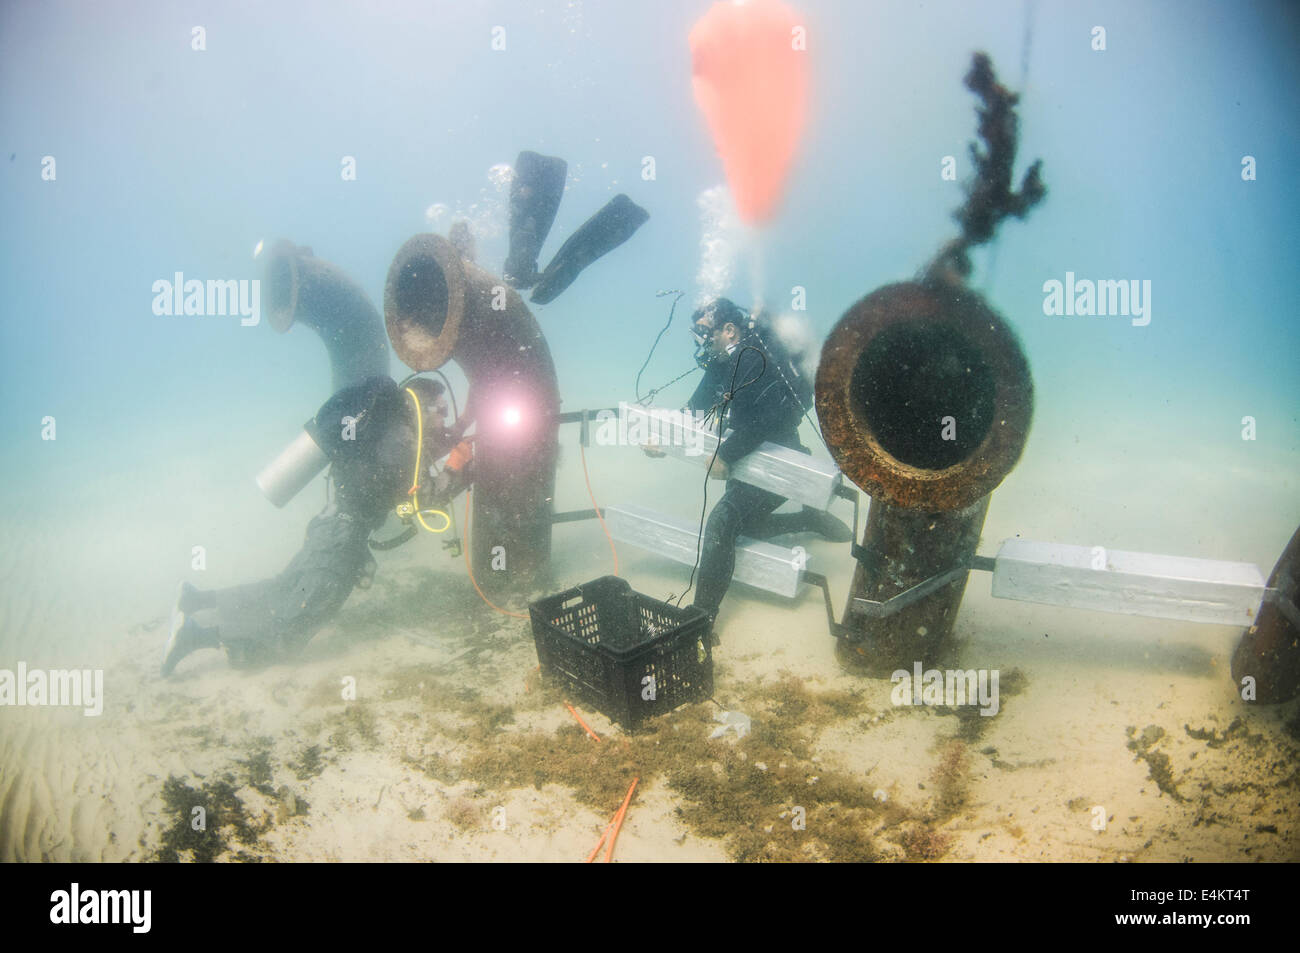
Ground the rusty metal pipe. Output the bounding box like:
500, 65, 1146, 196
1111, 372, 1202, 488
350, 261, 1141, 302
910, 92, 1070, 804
1231, 525, 1300, 704
384, 233, 561, 591
262, 240, 391, 391
816, 280, 1033, 674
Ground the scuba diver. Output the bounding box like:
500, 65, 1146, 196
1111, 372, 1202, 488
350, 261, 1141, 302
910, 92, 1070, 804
162, 375, 471, 676
647, 297, 851, 629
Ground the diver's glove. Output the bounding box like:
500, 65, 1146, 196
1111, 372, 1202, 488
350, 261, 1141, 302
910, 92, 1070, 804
429, 470, 456, 505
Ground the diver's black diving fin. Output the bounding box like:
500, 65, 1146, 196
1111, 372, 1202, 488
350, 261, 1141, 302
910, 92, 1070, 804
530, 194, 650, 305
504, 151, 568, 289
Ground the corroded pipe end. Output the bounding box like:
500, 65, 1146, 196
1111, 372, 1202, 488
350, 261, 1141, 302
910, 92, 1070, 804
815, 281, 1033, 512
260, 240, 390, 391
384, 232, 561, 592
1231, 526, 1300, 704
384, 234, 467, 372
263, 239, 303, 334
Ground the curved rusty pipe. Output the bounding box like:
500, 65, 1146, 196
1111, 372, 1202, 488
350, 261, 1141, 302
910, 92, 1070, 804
262, 240, 392, 391
816, 280, 1033, 674
384, 233, 561, 591
252, 241, 391, 506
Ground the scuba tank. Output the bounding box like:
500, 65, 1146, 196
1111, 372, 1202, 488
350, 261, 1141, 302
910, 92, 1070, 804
255, 376, 398, 508
742, 308, 816, 413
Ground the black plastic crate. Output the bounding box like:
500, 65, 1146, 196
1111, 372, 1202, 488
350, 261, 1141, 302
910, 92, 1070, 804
529, 576, 714, 729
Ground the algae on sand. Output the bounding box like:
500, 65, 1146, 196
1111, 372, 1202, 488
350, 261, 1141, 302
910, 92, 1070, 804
1126, 724, 1184, 802
152, 748, 310, 862
154, 774, 261, 863
443, 672, 970, 862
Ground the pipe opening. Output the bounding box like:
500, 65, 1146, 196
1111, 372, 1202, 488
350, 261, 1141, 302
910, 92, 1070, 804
268, 257, 293, 312
264, 251, 297, 332
850, 322, 995, 470
392, 258, 449, 338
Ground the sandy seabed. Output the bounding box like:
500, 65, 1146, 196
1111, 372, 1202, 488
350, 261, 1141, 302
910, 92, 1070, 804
1, 440, 1297, 864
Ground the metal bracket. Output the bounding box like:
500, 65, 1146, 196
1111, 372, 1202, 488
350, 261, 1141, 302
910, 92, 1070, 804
850, 565, 975, 620
802, 562, 976, 637
801, 571, 846, 639
551, 508, 603, 525
836, 485, 869, 564
809, 552, 994, 634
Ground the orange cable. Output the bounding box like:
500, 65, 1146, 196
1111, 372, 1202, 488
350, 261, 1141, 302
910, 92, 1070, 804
585, 777, 638, 864
461, 489, 529, 620
585, 820, 614, 863
564, 701, 602, 742
604, 776, 640, 863
579, 441, 619, 576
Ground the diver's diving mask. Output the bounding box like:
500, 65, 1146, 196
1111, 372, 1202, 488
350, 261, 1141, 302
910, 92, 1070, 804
692, 323, 715, 369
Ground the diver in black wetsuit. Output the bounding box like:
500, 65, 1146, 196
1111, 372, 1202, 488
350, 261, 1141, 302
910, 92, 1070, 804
162, 376, 472, 676
673, 298, 851, 626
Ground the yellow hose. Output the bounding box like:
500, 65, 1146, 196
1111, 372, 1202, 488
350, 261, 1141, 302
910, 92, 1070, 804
404, 386, 451, 534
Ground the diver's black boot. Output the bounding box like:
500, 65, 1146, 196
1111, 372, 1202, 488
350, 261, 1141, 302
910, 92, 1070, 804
805, 506, 853, 543
694, 606, 721, 648
503, 151, 568, 289
176, 581, 215, 613
163, 586, 221, 677
161, 617, 220, 677
530, 194, 650, 305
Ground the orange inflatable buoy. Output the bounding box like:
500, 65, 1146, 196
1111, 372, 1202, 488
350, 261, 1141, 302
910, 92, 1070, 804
690, 0, 809, 224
